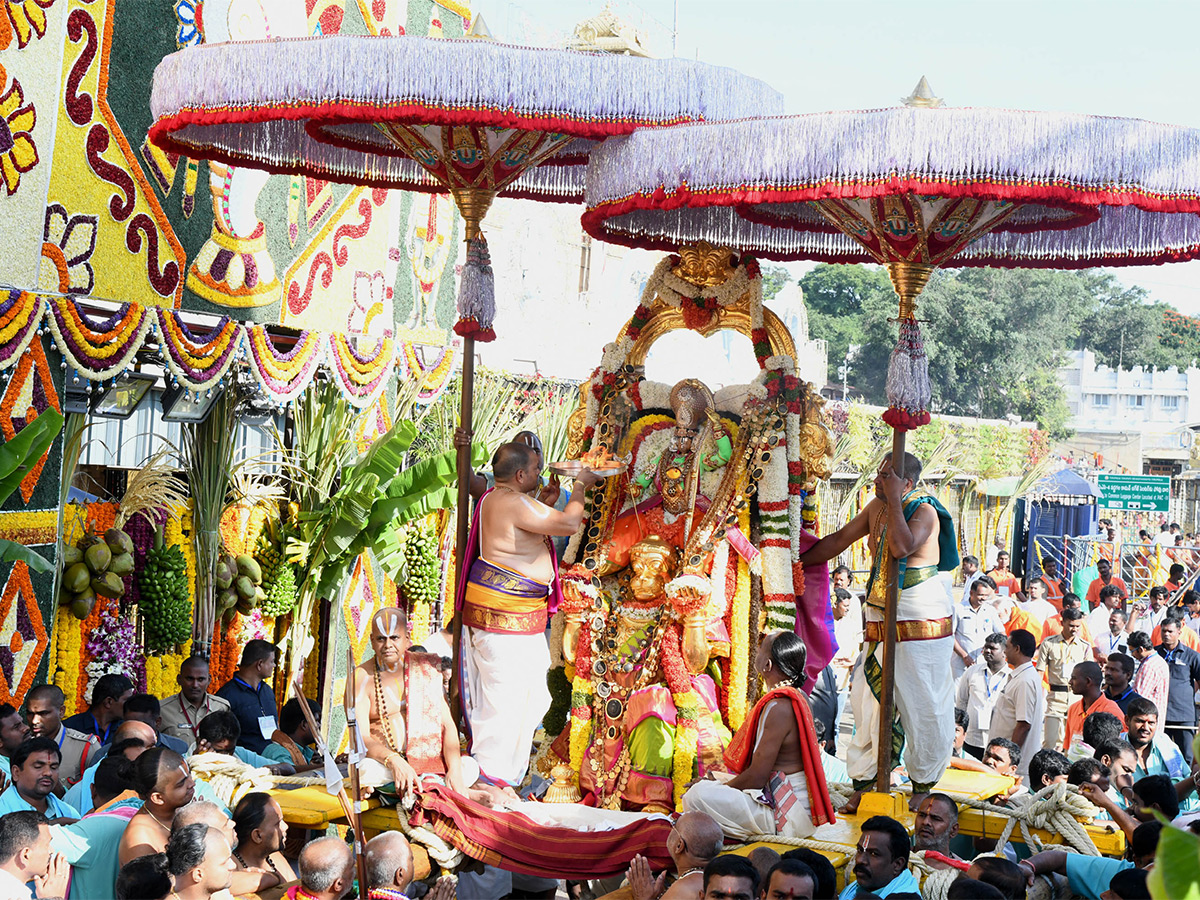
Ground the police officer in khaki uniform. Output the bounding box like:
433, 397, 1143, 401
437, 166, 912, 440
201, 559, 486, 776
25, 684, 99, 789
1034, 608, 1092, 750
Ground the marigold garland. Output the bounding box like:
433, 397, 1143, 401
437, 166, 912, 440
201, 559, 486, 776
661, 623, 701, 808
727, 504, 753, 731
156, 309, 243, 393
402, 341, 458, 406
328, 333, 395, 408
245, 325, 325, 402
0, 290, 43, 369
44, 298, 152, 380
567, 615, 596, 784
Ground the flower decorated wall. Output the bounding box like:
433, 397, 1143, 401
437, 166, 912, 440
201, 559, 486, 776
0, 0, 471, 708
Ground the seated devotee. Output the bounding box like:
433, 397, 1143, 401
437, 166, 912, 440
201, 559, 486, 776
702, 855, 759, 900
122, 694, 190, 756
215, 639, 279, 754
0, 705, 29, 781
47, 756, 138, 899
966, 857, 1026, 900
118, 747, 196, 865
780, 849, 837, 900
0, 810, 69, 900
296, 835, 356, 900
24, 686, 98, 789
364, 831, 414, 898
166, 823, 236, 900
195, 710, 295, 775
622, 811, 725, 900
682, 632, 834, 841
0, 738, 78, 821
1027, 748, 1070, 790
838, 816, 918, 899
1062, 662, 1125, 753
761, 859, 819, 900
159, 656, 231, 753
63, 674, 134, 744
62, 720, 157, 815
912, 793, 963, 869
1080, 774, 1179, 841
351, 608, 493, 806
1019, 820, 1160, 900
114, 853, 172, 900
230, 792, 296, 884
263, 697, 325, 771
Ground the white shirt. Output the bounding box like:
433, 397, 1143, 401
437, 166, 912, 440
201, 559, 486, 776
1019, 598, 1057, 627
952, 601, 1005, 678
832, 610, 863, 689
1086, 605, 1118, 639
0, 866, 31, 900
960, 571, 983, 607
955, 660, 1010, 747
1093, 629, 1129, 659
1155, 532, 1176, 548
989, 661, 1046, 777
1131, 604, 1169, 636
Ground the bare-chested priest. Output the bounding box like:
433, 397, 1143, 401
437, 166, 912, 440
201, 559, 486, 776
351, 607, 499, 805
455, 440, 600, 787
799, 452, 959, 812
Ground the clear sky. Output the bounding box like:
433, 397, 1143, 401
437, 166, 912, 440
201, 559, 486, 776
473, 0, 1200, 314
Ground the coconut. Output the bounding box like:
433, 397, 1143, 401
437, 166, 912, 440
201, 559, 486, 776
84, 542, 112, 575
235, 555, 262, 583
234, 575, 256, 601
105, 528, 134, 556
109, 552, 135, 576
92, 571, 125, 599
62, 546, 83, 567
64, 562, 91, 593
70, 595, 96, 620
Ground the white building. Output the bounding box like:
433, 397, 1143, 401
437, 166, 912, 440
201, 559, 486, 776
1056, 349, 1200, 475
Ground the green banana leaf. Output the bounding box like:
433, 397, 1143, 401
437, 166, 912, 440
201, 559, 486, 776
1149, 820, 1200, 899
0, 540, 54, 574
0, 408, 64, 503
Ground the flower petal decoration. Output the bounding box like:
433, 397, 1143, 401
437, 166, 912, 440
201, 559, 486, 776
0, 69, 38, 196
155, 308, 243, 393
328, 332, 395, 408
44, 297, 152, 381
40, 204, 97, 296
245, 325, 325, 403
0, 290, 44, 370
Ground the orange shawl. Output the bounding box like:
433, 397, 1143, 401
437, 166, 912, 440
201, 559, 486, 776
723, 685, 836, 827
405, 651, 447, 775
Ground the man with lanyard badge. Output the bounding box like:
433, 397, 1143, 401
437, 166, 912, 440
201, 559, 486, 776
216, 641, 278, 754
161, 656, 231, 753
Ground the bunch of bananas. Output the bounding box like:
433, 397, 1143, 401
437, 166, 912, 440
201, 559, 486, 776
139, 528, 192, 653
254, 517, 283, 593
400, 518, 441, 607
261, 560, 298, 617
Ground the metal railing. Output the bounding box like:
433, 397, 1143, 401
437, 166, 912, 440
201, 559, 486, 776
1027, 534, 1200, 600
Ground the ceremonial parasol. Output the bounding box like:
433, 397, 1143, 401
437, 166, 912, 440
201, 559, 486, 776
149, 31, 783, 718
581, 81, 1200, 793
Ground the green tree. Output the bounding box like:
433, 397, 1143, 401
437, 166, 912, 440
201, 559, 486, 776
760, 264, 792, 304
801, 264, 893, 382
1076, 273, 1168, 369
1157, 308, 1200, 369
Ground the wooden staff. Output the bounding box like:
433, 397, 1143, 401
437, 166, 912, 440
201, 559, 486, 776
875, 427, 905, 794
291, 667, 368, 900
451, 331, 474, 731
343, 648, 371, 900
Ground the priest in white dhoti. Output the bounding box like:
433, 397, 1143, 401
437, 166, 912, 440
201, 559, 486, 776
455, 441, 600, 787
799, 452, 959, 813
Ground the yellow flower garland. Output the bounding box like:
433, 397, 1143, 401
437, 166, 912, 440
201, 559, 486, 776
51, 607, 83, 714
727, 504, 753, 731
671, 688, 701, 809
568, 675, 594, 780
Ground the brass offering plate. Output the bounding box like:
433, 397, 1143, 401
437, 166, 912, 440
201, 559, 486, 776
548, 460, 627, 479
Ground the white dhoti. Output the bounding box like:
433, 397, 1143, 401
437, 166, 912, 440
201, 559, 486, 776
682, 774, 814, 841
846, 576, 955, 790
358, 756, 481, 790
463, 625, 551, 786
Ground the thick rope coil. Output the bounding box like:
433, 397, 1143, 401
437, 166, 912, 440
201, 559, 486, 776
394, 814, 465, 871
960, 783, 1102, 857
907, 854, 959, 900
187, 752, 276, 809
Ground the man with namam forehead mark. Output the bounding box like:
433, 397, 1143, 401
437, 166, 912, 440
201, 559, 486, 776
350, 607, 499, 805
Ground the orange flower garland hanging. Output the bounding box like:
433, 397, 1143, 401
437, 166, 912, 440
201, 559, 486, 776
328, 333, 394, 408
44, 298, 152, 381
156, 309, 243, 393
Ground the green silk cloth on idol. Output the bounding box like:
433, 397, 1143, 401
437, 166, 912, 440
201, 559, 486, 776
857, 491, 959, 793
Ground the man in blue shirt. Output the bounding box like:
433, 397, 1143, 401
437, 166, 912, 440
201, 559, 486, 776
215, 640, 278, 754
62, 674, 133, 745
1156, 616, 1200, 764
839, 816, 921, 899
0, 739, 78, 822
49, 755, 140, 900
0, 704, 30, 781
1018, 820, 1159, 900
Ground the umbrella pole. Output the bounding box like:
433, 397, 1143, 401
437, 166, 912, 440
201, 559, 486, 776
875, 425, 905, 795
451, 332, 475, 730
450, 191, 491, 732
